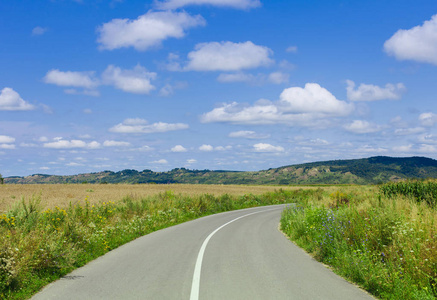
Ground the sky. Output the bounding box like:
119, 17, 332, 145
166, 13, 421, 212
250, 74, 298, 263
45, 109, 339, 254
1, 0, 437, 176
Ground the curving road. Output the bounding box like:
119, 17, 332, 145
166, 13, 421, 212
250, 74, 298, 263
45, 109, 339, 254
32, 205, 374, 299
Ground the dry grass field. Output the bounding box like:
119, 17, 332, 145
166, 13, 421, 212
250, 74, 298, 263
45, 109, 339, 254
0, 184, 307, 212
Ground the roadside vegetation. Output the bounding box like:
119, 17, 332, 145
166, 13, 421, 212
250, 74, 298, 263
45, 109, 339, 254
0, 186, 305, 299
281, 180, 437, 299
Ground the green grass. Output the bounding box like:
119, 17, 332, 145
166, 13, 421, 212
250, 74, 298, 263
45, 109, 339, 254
281, 187, 437, 300
0, 188, 313, 299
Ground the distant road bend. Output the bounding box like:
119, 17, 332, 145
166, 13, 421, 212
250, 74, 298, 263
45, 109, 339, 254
32, 205, 375, 299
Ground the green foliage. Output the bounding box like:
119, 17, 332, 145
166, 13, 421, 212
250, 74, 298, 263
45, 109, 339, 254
281, 189, 437, 300
379, 180, 437, 207
5, 156, 437, 185
0, 188, 307, 299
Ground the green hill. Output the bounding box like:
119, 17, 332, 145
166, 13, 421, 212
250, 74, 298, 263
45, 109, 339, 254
5, 156, 437, 185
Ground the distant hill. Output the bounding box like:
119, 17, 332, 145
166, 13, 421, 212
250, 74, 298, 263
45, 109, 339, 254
5, 156, 437, 185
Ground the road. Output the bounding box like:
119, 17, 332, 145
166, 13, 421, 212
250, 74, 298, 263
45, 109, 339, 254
32, 205, 375, 299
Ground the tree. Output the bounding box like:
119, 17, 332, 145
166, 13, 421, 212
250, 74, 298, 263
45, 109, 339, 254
0, 173, 3, 184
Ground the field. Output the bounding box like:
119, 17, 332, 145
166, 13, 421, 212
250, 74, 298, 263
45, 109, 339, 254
0, 184, 297, 213
1, 182, 436, 300
0, 184, 306, 299
281, 180, 437, 299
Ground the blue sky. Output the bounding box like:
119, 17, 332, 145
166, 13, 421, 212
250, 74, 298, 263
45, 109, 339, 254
1, 0, 437, 176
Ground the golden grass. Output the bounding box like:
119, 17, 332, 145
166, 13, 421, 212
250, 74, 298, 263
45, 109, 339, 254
0, 184, 311, 212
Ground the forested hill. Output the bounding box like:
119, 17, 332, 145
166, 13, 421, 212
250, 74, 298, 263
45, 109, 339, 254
5, 156, 437, 185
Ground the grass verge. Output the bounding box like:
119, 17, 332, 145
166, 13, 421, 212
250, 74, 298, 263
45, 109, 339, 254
281, 183, 437, 300
0, 188, 314, 299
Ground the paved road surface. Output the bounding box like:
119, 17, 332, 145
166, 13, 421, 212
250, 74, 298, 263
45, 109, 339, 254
32, 205, 375, 299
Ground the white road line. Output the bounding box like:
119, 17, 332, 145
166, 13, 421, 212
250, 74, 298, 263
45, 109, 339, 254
189, 207, 279, 300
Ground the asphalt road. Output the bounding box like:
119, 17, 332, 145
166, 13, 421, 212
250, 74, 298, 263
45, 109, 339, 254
32, 205, 375, 299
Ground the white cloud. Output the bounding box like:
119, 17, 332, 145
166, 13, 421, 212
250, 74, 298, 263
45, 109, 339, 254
356, 145, 388, 153
186, 159, 197, 164
102, 65, 157, 94
418, 134, 437, 144
0, 88, 35, 111
201, 83, 353, 127
394, 127, 425, 136
43, 139, 101, 149
171, 145, 187, 152
419, 112, 437, 126
64, 88, 100, 97
97, 11, 205, 51
419, 144, 437, 153
393, 144, 413, 152
103, 140, 131, 147
344, 120, 382, 134
154, 0, 261, 10
185, 41, 273, 71
296, 138, 330, 146
279, 83, 353, 115
0, 144, 15, 149
32, 26, 48, 36
268, 72, 289, 84
0, 135, 15, 144
253, 143, 284, 152
346, 80, 406, 101
229, 130, 270, 139
199, 144, 214, 151
384, 14, 437, 65
217, 72, 256, 83
159, 81, 187, 97
152, 159, 168, 164
286, 46, 298, 53
43, 69, 99, 89
109, 118, 189, 133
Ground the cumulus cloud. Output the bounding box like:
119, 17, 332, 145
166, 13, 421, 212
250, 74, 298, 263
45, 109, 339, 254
97, 11, 205, 51
103, 140, 131, 147
154, 0, 261, 10
152, 159, 168, 164
0, 88, 35, 111
43, 139, 101, 149
419, 112, 437, 126
102, 65, 156, 94
32, 26, 48, 36
393, 144, 413, 153
346, 80, 406, 101
286, 46, 298, 53
217, 72, 256, 83
185, 41, 273, 71
0, 144, 15, 149
229, 130, 270, 139
268, 72, 289, 84
201, 83, 353, 126
418, 134, 437, 144
199, 144, 214, 151
344, 120, 382, 134
384, 14, 437, 65
279, 83, 353, 115
0, 135, 15, 144
43, 69, 99, 89
171, 145, 187, 152
394, 127, 425, 136
253, 143, 284, 152
109, 118, 189, 133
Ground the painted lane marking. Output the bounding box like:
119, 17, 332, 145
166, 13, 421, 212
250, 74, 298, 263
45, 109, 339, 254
189, 207, 279, 300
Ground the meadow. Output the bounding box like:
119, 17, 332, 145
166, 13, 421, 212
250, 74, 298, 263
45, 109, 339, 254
1, 182, 436, 299
281, 181, 437, 299
0, 184, 306, 299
